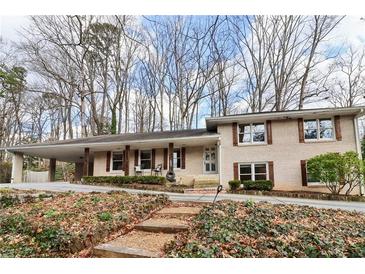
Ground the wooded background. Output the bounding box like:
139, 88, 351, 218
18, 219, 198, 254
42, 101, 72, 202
1, 15, 364, 153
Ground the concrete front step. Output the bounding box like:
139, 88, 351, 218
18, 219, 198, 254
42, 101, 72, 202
135, 218, 189, 233
93, 243, 159, 258
155, 206, 201, 216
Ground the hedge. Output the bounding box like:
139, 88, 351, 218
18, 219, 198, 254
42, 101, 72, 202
82, 175, 166, 186
242, 180, 273, 191
228, 180, 241, 190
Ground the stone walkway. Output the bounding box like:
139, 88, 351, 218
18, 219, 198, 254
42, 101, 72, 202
93, 203, 201, 258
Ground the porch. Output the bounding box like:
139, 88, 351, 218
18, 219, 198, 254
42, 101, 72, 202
5, 129, 221, 186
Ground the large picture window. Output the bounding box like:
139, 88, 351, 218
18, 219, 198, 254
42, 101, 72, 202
140, 150, 152, 170
238, 123, 265, 144
112, 151, 124, 171
239, 163, 267, 181
304, 118, 333, 141
173, 148, 181, 169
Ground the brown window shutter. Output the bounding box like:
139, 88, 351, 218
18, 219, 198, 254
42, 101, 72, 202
181, 147, 186, 169
134, 149, 139, 166
163, 148, 168, 169
268, 161, 274, 186
301, 160, 307, 186
151, 149, 156, 169
106, 151, 111, 172
298, 118, 304, 143
233, 162, 239, 180
334, 116, 342, 141
122, 150, 126, 171
266, 120, 272, 144
232, 122, 238, 146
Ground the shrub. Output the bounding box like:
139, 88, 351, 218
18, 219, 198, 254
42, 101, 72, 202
228, 180, 241, 190
307, 151, 364, 195
242, 180, 273, 191
0, 162, 12, 184
82, 175, 166, 186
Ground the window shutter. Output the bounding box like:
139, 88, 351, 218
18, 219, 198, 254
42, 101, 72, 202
334, 116, 342, 141
233, 162, 238, 180
298, 118, 304, 143
232, 122, 238, 146
300, 160, 308, 186
268, 161, 274, 186
163, 148, 168, 170
181, 147, 186, 169
106, 151, 111, 172
134, 149, 139, 166
266, 120, 272, 144
151, 149, 156, 169
122, 151, 126, 171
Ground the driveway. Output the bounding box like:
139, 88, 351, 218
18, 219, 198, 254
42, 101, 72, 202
1, 182, 365, 213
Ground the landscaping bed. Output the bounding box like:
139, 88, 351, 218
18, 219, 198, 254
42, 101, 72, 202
0, 191, 168, 257
165, 201, 365, 258
0, 188, 55, 208
228, 189, 365, 202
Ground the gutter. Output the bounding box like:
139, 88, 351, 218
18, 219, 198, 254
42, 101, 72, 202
3, 134, 221, 151
354, 109, 365, 196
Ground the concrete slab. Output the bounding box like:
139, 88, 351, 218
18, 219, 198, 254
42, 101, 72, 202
135, 218, 189, 233
156, 206, 202, 216
93, 243, 159, 258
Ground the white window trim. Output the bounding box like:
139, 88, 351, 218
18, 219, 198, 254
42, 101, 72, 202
238, 162, 269, 181
237, 122, 267, 146
173, 147, 182, 170
139, 149, 152, 171
203, 146, 218, 174
110, 150, 124, 172
304, 117, 336, 142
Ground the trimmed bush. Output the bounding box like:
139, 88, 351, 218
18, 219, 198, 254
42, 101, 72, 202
242, 180, 273, 191
228, 180, 241, 190
0, 162, 12, 184
82, 175, 166, 186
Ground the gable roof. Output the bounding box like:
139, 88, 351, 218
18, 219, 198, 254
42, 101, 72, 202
205, 106, 365, 130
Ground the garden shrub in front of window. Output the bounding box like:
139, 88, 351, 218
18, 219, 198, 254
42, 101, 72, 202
242, 180, 273, 191
82, 175, 166, 185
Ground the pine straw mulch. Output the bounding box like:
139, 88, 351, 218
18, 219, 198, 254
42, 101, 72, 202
164, 200, 365, 258
0, 191, 168, 257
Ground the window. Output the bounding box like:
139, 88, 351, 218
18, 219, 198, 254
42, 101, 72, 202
173, 148, 181, 169
140, 150, 152, 170
304, 118, 333, 141
204, 147, 217, 173
238, 123, 265, 144
306, 163, 321, 184
112, 151, 124, 171
239, 163, 267, 181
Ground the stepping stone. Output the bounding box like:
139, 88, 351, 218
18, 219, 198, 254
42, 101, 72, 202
93, 231, 175, 258
135, 218, 189, 233
93, 244, 158, 258
155, 206, 201, 216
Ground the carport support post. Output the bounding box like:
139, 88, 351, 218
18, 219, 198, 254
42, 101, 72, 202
125, 145, 130, 176
48, 158, 56, 182
168, 142, 174, 170
11, 152, 24, 183
83, 148, 90, 176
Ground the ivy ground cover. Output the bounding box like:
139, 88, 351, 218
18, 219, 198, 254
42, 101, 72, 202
0, 191, 168, 257
165, 201, 365, 258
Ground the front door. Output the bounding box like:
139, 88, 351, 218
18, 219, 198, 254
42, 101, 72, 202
204, 146, 217, 173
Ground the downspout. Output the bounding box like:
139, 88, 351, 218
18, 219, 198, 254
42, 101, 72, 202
354, 109, 364, 195
218, 137, 222, 188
